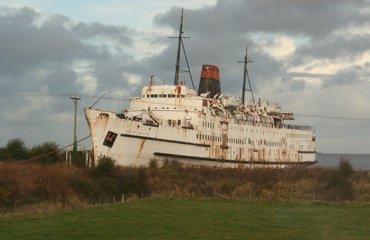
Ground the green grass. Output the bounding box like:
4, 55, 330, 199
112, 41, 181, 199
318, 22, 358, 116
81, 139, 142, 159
1, 199, 370, 240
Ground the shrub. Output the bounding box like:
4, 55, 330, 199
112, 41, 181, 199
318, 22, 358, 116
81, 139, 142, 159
0, 147, 10, 161
149, 158, 158, 168
92, 156, 116, 177
115, 168, 151, 197
28, 142, 62, 164
326, 159, 355, 201
3, 138, 28, 161
162, 159, 182, 169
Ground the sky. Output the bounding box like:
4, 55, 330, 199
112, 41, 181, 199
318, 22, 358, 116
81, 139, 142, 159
0, 0, 369, 154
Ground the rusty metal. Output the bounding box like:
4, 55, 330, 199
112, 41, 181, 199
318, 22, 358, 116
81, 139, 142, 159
198, 64, 221, 98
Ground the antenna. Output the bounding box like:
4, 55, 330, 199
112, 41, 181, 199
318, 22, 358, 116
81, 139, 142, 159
149, 75, 155, 86
238, 47, 255, 105
89, 93, 106, 109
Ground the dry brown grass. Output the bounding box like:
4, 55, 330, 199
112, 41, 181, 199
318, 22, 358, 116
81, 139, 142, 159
1, 160, 369, 214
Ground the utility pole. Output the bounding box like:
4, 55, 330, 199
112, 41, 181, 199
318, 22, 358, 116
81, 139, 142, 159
70, 95, 81, 164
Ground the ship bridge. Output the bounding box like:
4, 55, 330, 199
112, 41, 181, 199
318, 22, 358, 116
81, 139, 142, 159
126, 84, 203, 117
140, 85, 197, 99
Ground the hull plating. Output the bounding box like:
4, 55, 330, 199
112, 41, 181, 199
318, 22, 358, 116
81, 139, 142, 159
85, 108, 316, 168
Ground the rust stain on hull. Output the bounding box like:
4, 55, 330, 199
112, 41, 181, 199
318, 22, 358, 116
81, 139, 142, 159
97, 113, 110, 129
136, 139, 146, 158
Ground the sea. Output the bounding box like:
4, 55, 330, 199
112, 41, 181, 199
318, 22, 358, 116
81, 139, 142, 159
315, 153, 370, 171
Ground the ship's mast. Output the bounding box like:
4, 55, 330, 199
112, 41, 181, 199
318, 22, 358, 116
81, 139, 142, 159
173, 9, 184, 86
239, 47, 255, 105
172, 9, 194, 89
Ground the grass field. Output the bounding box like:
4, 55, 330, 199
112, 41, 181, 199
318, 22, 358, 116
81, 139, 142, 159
1, 199, 370, 240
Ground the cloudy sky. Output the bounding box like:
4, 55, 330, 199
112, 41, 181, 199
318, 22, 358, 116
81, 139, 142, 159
0, 0, 369, 153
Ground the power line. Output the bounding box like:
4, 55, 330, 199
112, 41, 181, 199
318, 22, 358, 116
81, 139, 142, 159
21, 135, 91, 163
0, 93, 129, 102
1, 93, 370, 122
296, 114, 370, 122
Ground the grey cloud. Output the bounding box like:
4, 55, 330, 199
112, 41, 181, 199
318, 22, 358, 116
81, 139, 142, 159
295, 35, 370, 61
0, 6, 140, 146
322, 69, 364, 88
0, 7, 83, 75
72, 22, 133, 46
155, 0, 369, 38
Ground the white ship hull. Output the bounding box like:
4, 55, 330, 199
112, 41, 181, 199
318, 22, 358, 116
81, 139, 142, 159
85, 104, 316, 168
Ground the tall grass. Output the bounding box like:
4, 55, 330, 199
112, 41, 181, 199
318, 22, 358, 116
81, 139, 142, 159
1, 159, 369, 213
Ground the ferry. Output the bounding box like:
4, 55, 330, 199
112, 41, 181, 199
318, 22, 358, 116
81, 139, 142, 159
84, 10, 316, 168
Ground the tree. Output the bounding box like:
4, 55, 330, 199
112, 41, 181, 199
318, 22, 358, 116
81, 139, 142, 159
0, 147, 10, 161
4, 138, 28, 161
28, 142, 61, 164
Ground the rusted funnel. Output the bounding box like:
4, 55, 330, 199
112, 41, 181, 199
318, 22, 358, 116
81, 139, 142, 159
198, 64, 221, 98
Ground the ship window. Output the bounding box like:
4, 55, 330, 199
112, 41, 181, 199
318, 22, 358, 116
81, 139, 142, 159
150, 94, 158, 98
181, 94, 185, 98
159, 94, 166, 98
168, 119, 172, 126
177, 120, 181, 125
146, 94, 149, 98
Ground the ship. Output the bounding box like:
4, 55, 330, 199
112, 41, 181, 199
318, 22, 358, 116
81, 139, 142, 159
84, 10, 316, 168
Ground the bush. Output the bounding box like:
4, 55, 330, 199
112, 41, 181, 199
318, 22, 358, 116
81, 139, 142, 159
92, 156, 116, 177
326, 159, 355, 201
28, 142, 62, 164
1, 138, 28, 161
149, 158, 158, 168
115, 168, 151, 197
0, 147, 10, 161
162, 159, 182, 169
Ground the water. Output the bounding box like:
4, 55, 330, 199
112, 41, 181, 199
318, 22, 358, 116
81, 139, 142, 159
315, 153, 370, 170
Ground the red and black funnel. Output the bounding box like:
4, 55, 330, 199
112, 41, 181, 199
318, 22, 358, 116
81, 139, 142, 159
198, 64, 221, 98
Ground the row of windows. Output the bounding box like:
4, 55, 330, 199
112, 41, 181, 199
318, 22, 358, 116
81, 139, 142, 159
286, 133, 311, 139
200, 122, 312, 140
143, 94, 186, 98
196, 134, 245, 144
202, 121, 215, 128
196, 134, 283, 147
201, 121, 285, 136
168, 119, 181, 126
